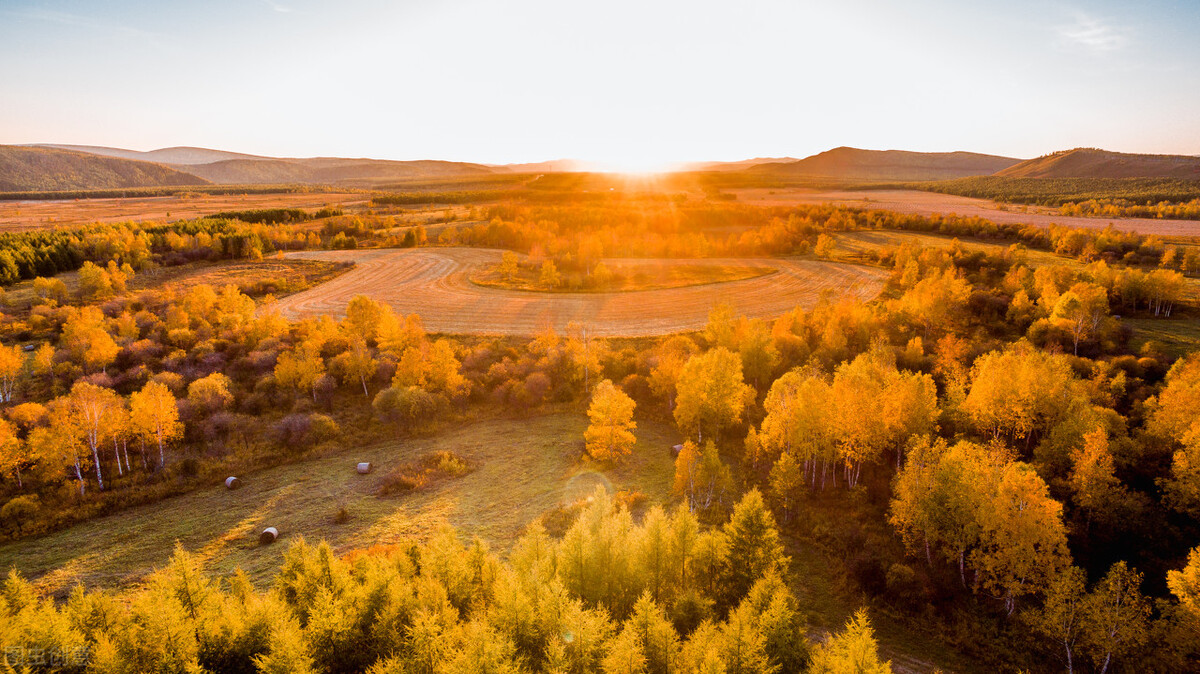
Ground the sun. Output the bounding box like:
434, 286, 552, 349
590, 155, 678, 175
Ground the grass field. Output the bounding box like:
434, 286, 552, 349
0, 191, 370, 230
0, 414, 680, 594
1124, 317, 1200, 357
470, 260, 778, 293
271, 248, 886, 337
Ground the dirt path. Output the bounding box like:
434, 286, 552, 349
269, 248, 886, 336
735, 188, 1200, 238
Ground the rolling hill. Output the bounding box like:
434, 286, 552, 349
0, 145, 210, 192
23, 145, 503, 187
32, 144, 268, 165
182, 157, 501, 184
995, 148, 1200, 179
751, 147, 1022, 181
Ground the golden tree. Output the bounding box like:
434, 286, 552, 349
131, 381, 182, 470
584, 380, 637, 463
673, 348, 753, 444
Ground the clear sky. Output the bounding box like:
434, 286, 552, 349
2, 0, 1198, 169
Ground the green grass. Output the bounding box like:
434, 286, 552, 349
1125, 317, 1200, 358
0, 413, 680, 594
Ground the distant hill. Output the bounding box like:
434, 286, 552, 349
752, 147, 1022, 181
995, 148, 1200, 179
695, 157, 799, 171
183, 157, 501, 185
494, 159, 590, 173
30, 144, 503, 186
32, 144, 267, 165
0, 145, 209, 192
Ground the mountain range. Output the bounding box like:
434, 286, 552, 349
2, 144, 1198, 193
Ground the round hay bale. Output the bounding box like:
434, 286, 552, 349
260, 527, 278, 545
356, 462, 372, 474
225, 476, 241, 490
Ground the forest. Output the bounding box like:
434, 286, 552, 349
0, 189, 1198, 673
913, 176, 1200, 211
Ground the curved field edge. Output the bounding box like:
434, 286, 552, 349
269, 247, 887, 337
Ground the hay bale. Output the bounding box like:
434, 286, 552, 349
260, 527, 278, 544
225, 476, 241, 490
356, 462, 373, 474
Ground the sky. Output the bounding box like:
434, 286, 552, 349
1, 0, 1199, 169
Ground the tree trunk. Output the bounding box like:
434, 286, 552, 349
92, 444, 104, 491
114, 438, 124, 476
158, 433, 166, 470
74, 459, 86, 496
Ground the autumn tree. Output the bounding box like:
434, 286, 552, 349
673, 348, 753, 443
1050, 282, 1109, 355
758, 368, 835, 485
1167, 546, 1200, 630
1069, 427, 1126, 526
67, 382, 121, 491
722, 489, 787, 604
187, 373, 234, 415
808, 609, 891, 674
974, 461, 1070, 614
963, 343, 1086, 451
768, 451, 803, 522
1080, 562, 1151, 674
0, 343, 23, 403
584, 380, 637, 463
330, 337, 378, 397
130, 381, 182, 470
647, 336, 697, 411
0, 419, 26, 489
275, 344, 326, 401
1031, 566, 1087, 674
673, 441, 733, 513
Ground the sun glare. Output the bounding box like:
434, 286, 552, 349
590, 156, 678, 175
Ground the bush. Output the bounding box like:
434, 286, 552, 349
372, 386, 441, 429
0, 495, 40, 535
377, 451, 475, 497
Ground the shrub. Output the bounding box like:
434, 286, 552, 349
377, 451, 475, 497
0, 495, 40, 535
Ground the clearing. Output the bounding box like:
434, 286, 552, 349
0, 191, 369, 230
0, 414, 678, 593
270, 248, 886, 337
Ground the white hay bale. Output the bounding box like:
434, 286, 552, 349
260, 527, 278, 544
225, 476, 241, 490
356, 462, 372, 474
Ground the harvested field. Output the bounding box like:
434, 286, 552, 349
735, 188, 1200, 238
0, 191, 369, 230
270, 248, 886, 336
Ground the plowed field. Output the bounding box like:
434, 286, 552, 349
271, 248, 886, 336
